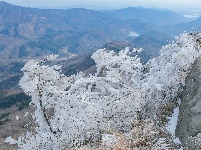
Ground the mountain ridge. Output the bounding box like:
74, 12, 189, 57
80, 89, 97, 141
0, 1, 166, 60
108, 7, 193, 26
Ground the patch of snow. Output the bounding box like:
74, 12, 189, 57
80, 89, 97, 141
129, 31, 139, 37
184, 14, 199, 19
166, 101, 179, 135
132, 48, 143, 53
24, 112, 29, 117
16, 116, 20, 121
4, 136, 17, 145
152, 138, 170, 149
41, 16, 46, 20
102, 134, 121, 147
166, 99, 183, 149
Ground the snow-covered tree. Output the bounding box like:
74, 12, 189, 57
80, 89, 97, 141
5, 32, 201, 149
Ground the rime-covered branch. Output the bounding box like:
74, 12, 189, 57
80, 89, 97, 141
5, 33, 201, 149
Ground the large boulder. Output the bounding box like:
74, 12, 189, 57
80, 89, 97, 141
176, 56, 201, 148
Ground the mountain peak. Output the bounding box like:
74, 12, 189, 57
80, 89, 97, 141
0, 1, 15, 7
0, 1, 23, 10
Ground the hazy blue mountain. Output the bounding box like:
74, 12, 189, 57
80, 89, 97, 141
166, 17, 201, 35
108, 7, 192, 26
0, 1, 164, 60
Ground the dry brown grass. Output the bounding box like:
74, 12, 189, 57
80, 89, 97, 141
75, 118, 170, 150
0, 106, 35, 150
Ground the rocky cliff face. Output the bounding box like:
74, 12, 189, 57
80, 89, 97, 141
176, 56, 201, 149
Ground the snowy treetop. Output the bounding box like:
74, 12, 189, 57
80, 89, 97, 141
6, 32, 201, 149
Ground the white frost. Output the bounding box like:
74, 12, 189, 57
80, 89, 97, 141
102, 134, 121, 147
6, 33, 201, 149
16, 116, 20, 121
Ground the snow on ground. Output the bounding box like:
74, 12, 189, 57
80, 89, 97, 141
129, 31, 139, 37
166, 99, 183, 149
184, 14, 199, 19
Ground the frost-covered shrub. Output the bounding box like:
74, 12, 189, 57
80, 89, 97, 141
140, 33, 201, 117
5, 32, 201, 149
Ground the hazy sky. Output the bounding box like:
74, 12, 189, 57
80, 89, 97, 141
2, 0, 201, 11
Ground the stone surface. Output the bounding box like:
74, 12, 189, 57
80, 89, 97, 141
176, 56, 201, 148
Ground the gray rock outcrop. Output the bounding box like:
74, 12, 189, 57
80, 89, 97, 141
176, 56, 201, 149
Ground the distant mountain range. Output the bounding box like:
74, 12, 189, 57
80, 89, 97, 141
1, 1, 201, 91
0, 1, 162, 60
107, 7, 193, 26
0, 1, 198, 61
166, 17, 201, 35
